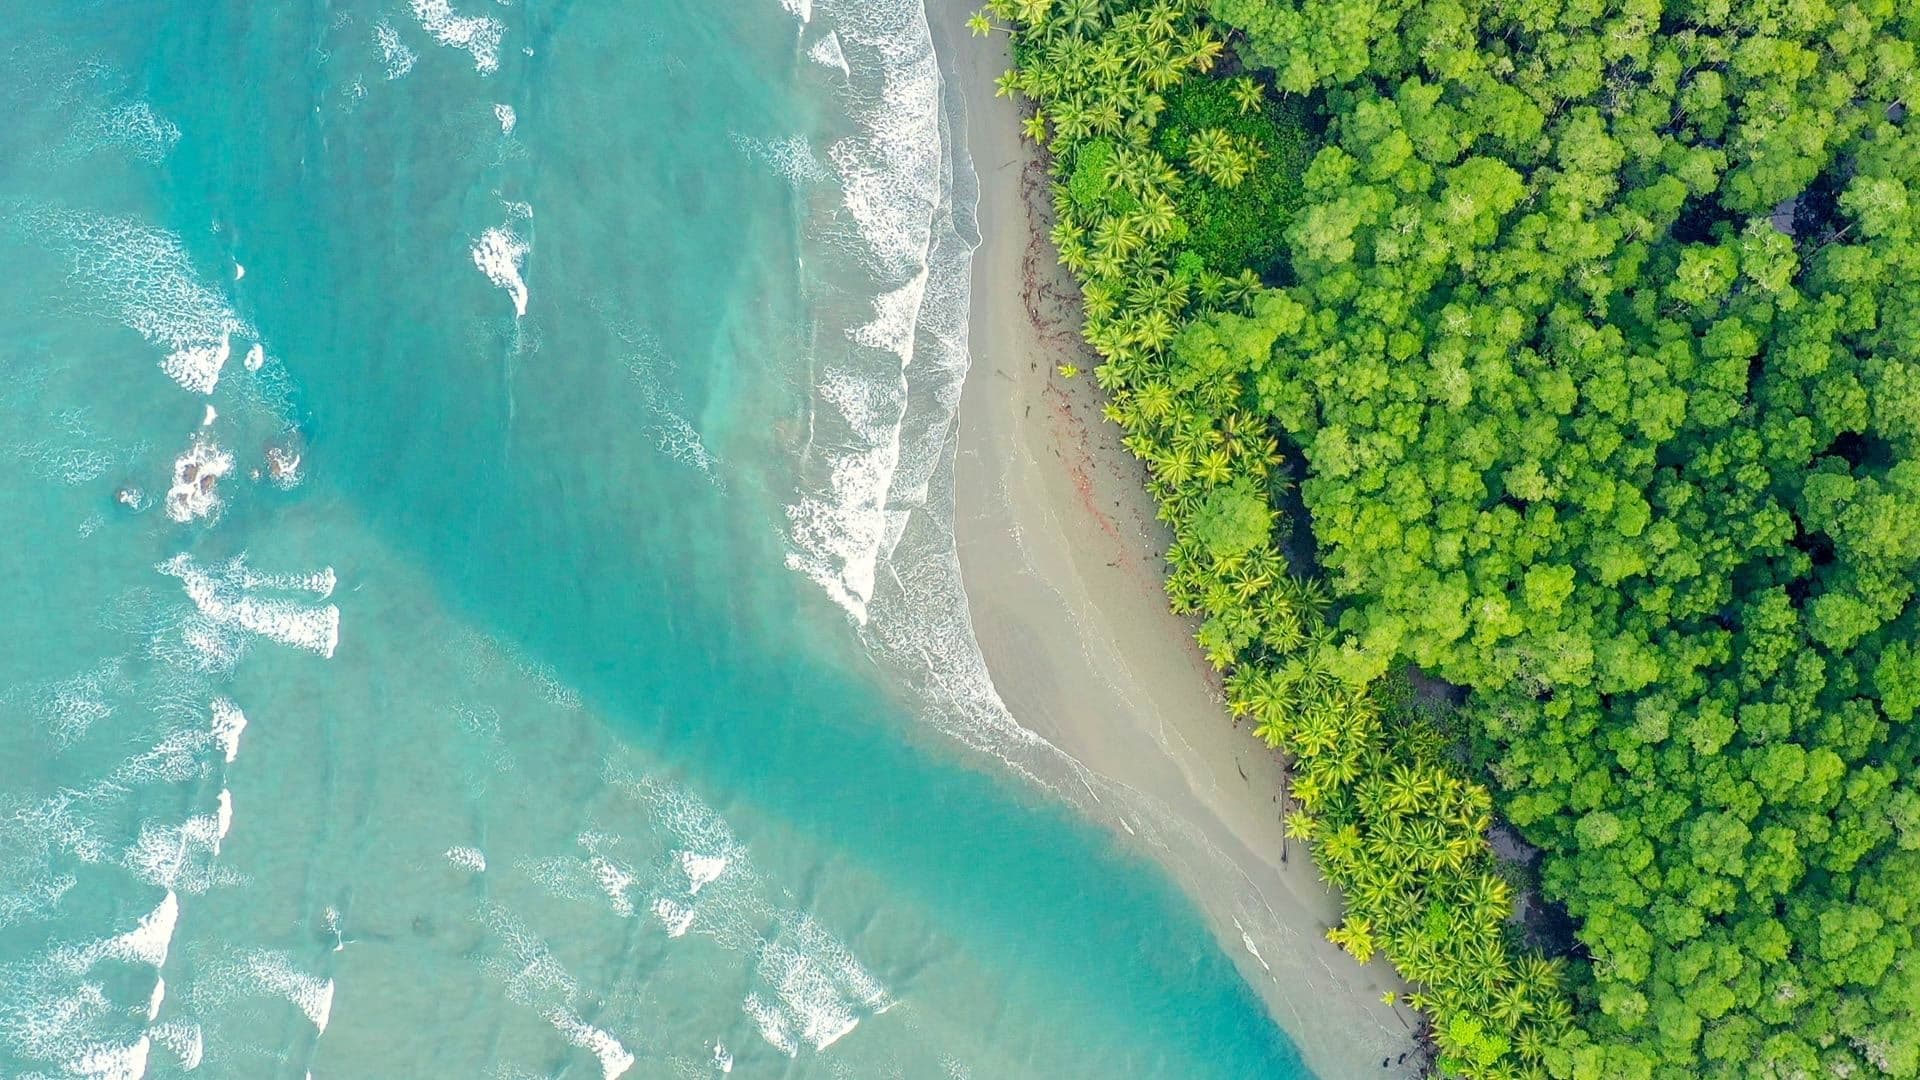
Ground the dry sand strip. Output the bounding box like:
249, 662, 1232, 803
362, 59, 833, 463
926, 4, 1425, 1077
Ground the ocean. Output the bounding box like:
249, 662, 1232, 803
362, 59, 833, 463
0, 2, 1313, 1077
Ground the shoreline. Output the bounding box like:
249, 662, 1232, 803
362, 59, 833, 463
923, 5, 1423, 1078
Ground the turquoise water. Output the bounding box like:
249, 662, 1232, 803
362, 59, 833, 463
0, 2, 1312, 1077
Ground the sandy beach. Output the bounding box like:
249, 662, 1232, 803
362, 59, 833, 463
925, 6, 1423, 1077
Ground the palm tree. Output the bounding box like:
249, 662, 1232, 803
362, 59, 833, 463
1410, 817, 1451, 870
1184, 31, 1225, 72
1132, 380, 1175, 424
1249, 433, 1285, 476
1231, 76, 1265, 115
1290, 770, 1329, 811
1049, 215, 1086, 251
1050, 97, 1093, 142
1252, 709, 1292, 749
1141, 2, 1180, 42
1211, 144, 1250, 188
1081, 279, 1119, 323
1384, 762, 1438, 817
1056, 0, 1100, 37
1439, 830, 1480, 872
1185, 127, 1235, 180
1142, 52, 1185, 92
1512, 1024, 1550, 1064
1282, 575, 1333, 621
1010, 0, 1054, 27
1292, 705, 1344, 759
1133, 92, 1169, 130
1320, 823, 1364, 871
1326, 916, 1377, 964
1230, 560, 1273, 602
1514, 954, 1562, 1007
1196, 447, 1234, 485
1135, 194, 1179, 240
1490, 980, 1530, 1025
1133, 308, 1177, 352
1153, 446, 1197, 487
1091, 214, 1141, 264
1283, 808, 1321, 842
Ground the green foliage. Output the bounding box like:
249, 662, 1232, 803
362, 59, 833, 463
1189, 478, 1272, 558
1187, 0, 1920, 1074
1155, 78, 1311, 274
987, 1, 1569, 1075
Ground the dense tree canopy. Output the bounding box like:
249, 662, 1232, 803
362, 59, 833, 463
986, 0, 1920, 1074
1199, 0, 1920, 1075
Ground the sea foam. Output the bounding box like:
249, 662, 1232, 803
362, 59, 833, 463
157, 554, 341, 659
409, 0, 504, 74
471, 225, 530, 317
545, 1009, 634, 1080
19, 209, 252, 395
374, 20, 418, 79
778, 0, 959, 625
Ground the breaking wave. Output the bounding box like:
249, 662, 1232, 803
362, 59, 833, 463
779, 0, 972, 626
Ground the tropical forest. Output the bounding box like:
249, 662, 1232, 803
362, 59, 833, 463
968, 0, 1920, 1075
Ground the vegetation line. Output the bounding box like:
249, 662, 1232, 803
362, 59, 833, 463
977, 0, 1920, 1076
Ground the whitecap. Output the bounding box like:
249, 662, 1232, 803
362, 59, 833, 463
409, 0, 504, 75
849, 268, 928, 363
743, 992, 799, 1057
0, 872, 78, 930
159, 334, 231, 395
123, 813, 226, 892
679, 850, 727, 895
626, 340, 721, 478
157, 554, 341, 659
545, 1009, 634, 1080
445, 845, 487, 872
215, 789, 232, 841
650, 896, 696, 938
494, 103, 517, 134
471, 226, 529, 317
209, 697, 247, 763
586, 854, 638, 918
808, 32, 850, 78
13, 660, 125, 746
236, 566, 336, 598
101, 890, 178, 968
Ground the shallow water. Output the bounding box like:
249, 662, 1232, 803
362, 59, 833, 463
0, 2, 1313, 1077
